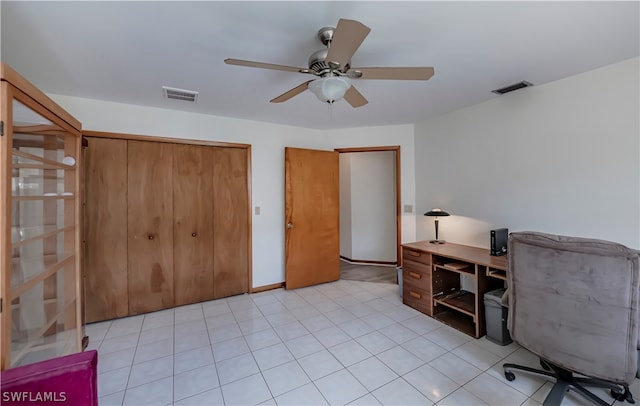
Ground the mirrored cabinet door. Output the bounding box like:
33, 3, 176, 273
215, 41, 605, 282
1, 63, 83, 370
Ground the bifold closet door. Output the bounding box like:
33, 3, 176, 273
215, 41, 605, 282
213, 147, 249, 298
85, 137, 128, 322
127, 140, 174, 314
173, 145, 215, 306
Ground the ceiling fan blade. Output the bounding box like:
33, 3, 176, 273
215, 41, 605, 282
344, 86, 368, 108
351, 67, 435, 80
325, 19, 371, 70
225, 58, 307, 73
270, 80, 313, 103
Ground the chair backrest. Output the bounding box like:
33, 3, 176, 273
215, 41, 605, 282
507, 231, 640, 384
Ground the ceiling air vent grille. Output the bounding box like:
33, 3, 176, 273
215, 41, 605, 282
162, 86, 199, 102
492, 81, 533, 95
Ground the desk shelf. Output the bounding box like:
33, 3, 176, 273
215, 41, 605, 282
433, 290, 476, 319
402, 241, 507, 339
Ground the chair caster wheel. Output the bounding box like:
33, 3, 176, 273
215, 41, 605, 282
504, 371, 516, 382
611, 387, 635, 404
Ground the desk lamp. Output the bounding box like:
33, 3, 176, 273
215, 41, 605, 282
425, 208, 450, 244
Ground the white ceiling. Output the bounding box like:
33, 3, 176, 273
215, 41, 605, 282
1, 1, 638, 130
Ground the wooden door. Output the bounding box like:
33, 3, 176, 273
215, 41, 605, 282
84, 137, 128, 322
284, 147, 340, 289
173, 144, 215, 306
127, 140, 174, 314
212, 147, 249, 298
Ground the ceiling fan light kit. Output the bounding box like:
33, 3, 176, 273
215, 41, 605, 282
225, 18, 434, 108
308, 76, 352, 104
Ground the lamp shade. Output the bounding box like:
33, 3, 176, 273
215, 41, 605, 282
424, 208, 450, 217
308, 76, 352, 104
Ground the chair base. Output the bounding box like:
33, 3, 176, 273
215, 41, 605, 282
503, 360, 634, 406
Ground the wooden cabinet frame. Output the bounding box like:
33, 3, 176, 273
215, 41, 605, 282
1, 63, 84, 370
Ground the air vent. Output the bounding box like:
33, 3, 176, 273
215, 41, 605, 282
162, 86, 199, 102
491, 81, 533, 95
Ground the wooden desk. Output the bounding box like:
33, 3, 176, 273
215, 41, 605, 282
401, 241, 507, 338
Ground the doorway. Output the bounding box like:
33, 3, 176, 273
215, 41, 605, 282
335, 146, 401, 267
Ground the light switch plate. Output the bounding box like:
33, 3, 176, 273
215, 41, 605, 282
255, 206, 260, 215
404, 205, 413, 213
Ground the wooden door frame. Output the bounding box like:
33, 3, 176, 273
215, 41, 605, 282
334, 146, 402, 267
83, 130, 253, 294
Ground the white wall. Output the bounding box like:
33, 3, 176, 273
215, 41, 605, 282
340, 151, 396, 262
415, 57, 640, 249
51, 95, 417, 287
339, 153, 353, 259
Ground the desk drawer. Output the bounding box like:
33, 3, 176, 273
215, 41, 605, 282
402, 247, 431, 265
403, 264, 431, 292
402, 286, 432, 316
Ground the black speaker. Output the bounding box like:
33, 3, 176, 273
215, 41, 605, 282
490, 228, 508, 256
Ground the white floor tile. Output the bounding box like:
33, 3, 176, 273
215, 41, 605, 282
134, 337, 174, 364
313, 326, 352, 348
273, 321, 310, 341
173, 363, 220, 401
216, 352, 259, 385
356, 332, 397, 355
324, 308, 357, 325
348, 393, 382, 405
338, 319, 376, 339
262, 360, 311, 397
206, 312, 238, 329
285, 334, 325, 358
220, 373, 272, 406
300, 314, 335, 332
139, 324, 174, 345
377, 346, 425, 376
400, 315, 443, 335
252, 342, 295, 371
209, 323, 243, 344
401, 336, 447, 362
348, 357, 399, 391
211, 336, 250, 362
487, 348, 547, 396
98, 347, 135, 374
429, 352, 483, 386
98, 366, 131, 397
99, 332, 140, 355
328, 340, 373, 367
423, 326, 471, 351
106, 316, 144, 339
175, 329, 211, 354
265, 310, 298, 327
403, 364, 459, 402
202, 301, 231, 318
371, 377, 432, 406
298, 349, 344, 380
175, 387, 224, 405
315, 369, 369, 405
123, 376, 173, 406
378, 323, 419, 344
98, 390, 125, 406
244, 328, 282, 351
436, 387, 488, 406
451, 341, 503, 371
463, 373, 528, 406
127, 355, 173, 388
274, 382, 329, 405
238, 317, 272, 335
174, 345, 215, 374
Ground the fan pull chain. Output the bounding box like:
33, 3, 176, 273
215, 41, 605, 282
328, 100, 333, 120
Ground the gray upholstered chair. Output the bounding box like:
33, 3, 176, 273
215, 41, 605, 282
503, 232, 639, 405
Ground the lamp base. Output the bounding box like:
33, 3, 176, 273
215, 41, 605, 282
429, 240, 446, 244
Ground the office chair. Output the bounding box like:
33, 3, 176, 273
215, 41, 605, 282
503, 232, 639, 405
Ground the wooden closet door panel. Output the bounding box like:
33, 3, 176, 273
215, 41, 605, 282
173, 145, 215, 306
213, 147, 249, 298
85, 137, 128, 322
127, 140, 174, 314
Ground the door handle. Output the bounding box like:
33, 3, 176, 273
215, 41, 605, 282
287, 223, 294, 229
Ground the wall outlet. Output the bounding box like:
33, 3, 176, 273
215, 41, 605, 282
254, 206, 260, 215
404, 204, 413, 213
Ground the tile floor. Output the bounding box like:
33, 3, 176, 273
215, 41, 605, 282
90, 279, 636, 405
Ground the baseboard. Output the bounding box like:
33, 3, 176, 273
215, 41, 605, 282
340, 255, 397, 266
249, 282, 284, 294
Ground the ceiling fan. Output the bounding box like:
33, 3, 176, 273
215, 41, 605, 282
225, 18, 434, 108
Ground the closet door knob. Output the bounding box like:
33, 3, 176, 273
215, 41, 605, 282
287, 223, 294, 229
192, 233, 197, 237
